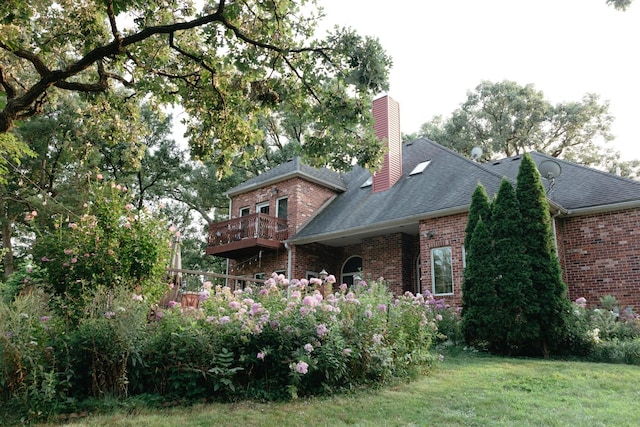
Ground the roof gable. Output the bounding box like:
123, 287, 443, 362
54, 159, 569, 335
226, 157, 346, 196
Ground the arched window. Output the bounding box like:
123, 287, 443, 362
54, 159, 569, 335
341, 256, 362, 287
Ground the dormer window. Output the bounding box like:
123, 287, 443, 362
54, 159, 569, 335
409, 160, 431, 175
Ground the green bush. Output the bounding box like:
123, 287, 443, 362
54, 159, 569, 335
0, 274, 442, 422
30, 176, 171, 324
0, 262, 48, 304
0, 293, 68, 423
565, 296, 640, 362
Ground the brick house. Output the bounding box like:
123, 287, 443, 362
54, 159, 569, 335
207, 96, 640, 309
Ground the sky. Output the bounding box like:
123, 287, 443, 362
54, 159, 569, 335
317, 0, 640, 161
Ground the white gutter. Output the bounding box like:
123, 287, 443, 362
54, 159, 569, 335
564, 200, 640, 217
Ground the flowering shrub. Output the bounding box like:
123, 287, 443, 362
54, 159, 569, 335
30, 175, 172, 323
0, 273, 442, 421
566, 295, 640, 360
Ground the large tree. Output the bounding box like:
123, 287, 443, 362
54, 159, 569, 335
417, 80, 639, 178
515, 154, 571, 357
490, 178, 535, 354
419, 81, 612, 160
0, 0, 392, 174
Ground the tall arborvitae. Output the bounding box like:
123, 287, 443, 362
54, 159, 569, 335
490, 178, 536, 354
515, 154, 571, 356
461, 218, 498, 347
464, 183, 492, 249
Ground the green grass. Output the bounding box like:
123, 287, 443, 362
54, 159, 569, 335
38, 350, 640, 427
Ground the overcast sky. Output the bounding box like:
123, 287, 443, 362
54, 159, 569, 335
318, 0, 640, 161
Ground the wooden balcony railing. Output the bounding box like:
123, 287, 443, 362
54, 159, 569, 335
206, 213, 288, 258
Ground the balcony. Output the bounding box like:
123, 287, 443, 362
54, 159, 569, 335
206, 213, 289, 259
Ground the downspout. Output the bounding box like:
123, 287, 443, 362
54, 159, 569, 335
225, 194, 232, 288
551, 210, 561, 253
284, 241, 292, 279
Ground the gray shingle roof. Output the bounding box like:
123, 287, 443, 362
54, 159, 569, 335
226, 157, 346, 196
485, 152, 640, 212
291, 139, 507, 244
289, 139, 640, 245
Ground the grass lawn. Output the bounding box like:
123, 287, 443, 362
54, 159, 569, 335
40, 349, 640, 427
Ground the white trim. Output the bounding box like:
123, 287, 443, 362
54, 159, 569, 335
256, 201, 270, 214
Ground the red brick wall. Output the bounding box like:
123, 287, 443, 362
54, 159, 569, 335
557, 208, 640, 309
231, 177, 337, 236
228, 176, 338, 279
419, 213, 468, 307
362, 234, 404, 294
291, 243, 348, 280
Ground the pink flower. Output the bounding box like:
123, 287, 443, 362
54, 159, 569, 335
68, 223, 77, 229
64, 248, 73, 255
309, 277, 323, 286
435, 314, 443, 321
377, 303, 387, 312
316, 323, 328, 337
257, 352, 265, 360
41, 256, 49, 262
295, 361, 308, 374
96, 173, 103, 180
132, 294, 143, 301
343, 348, 352, 356
303, 296, 317, 307
125, 204, 133, 211
31, 210, 37, 217
372, 334, 383, 344
229, 301, 241, 310
71, 258, 77, 264
326, 274, 336, 284
304, 343, 314, 353
250, 303, 263, 315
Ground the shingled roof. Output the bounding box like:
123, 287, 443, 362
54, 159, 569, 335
290, 138, 506, 245
485, 152, 640, 213
226, 156, 346, 197
289, 138, 640, 246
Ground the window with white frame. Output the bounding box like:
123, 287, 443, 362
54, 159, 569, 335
431, 247, 453, 295
256, 201, 270, 215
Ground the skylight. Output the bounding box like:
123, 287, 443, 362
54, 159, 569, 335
409, 160, 431, 175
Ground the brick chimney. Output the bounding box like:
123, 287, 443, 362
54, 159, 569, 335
372, 95, 402, 193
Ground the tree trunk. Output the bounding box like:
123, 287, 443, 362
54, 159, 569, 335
2, 216, 15, 278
